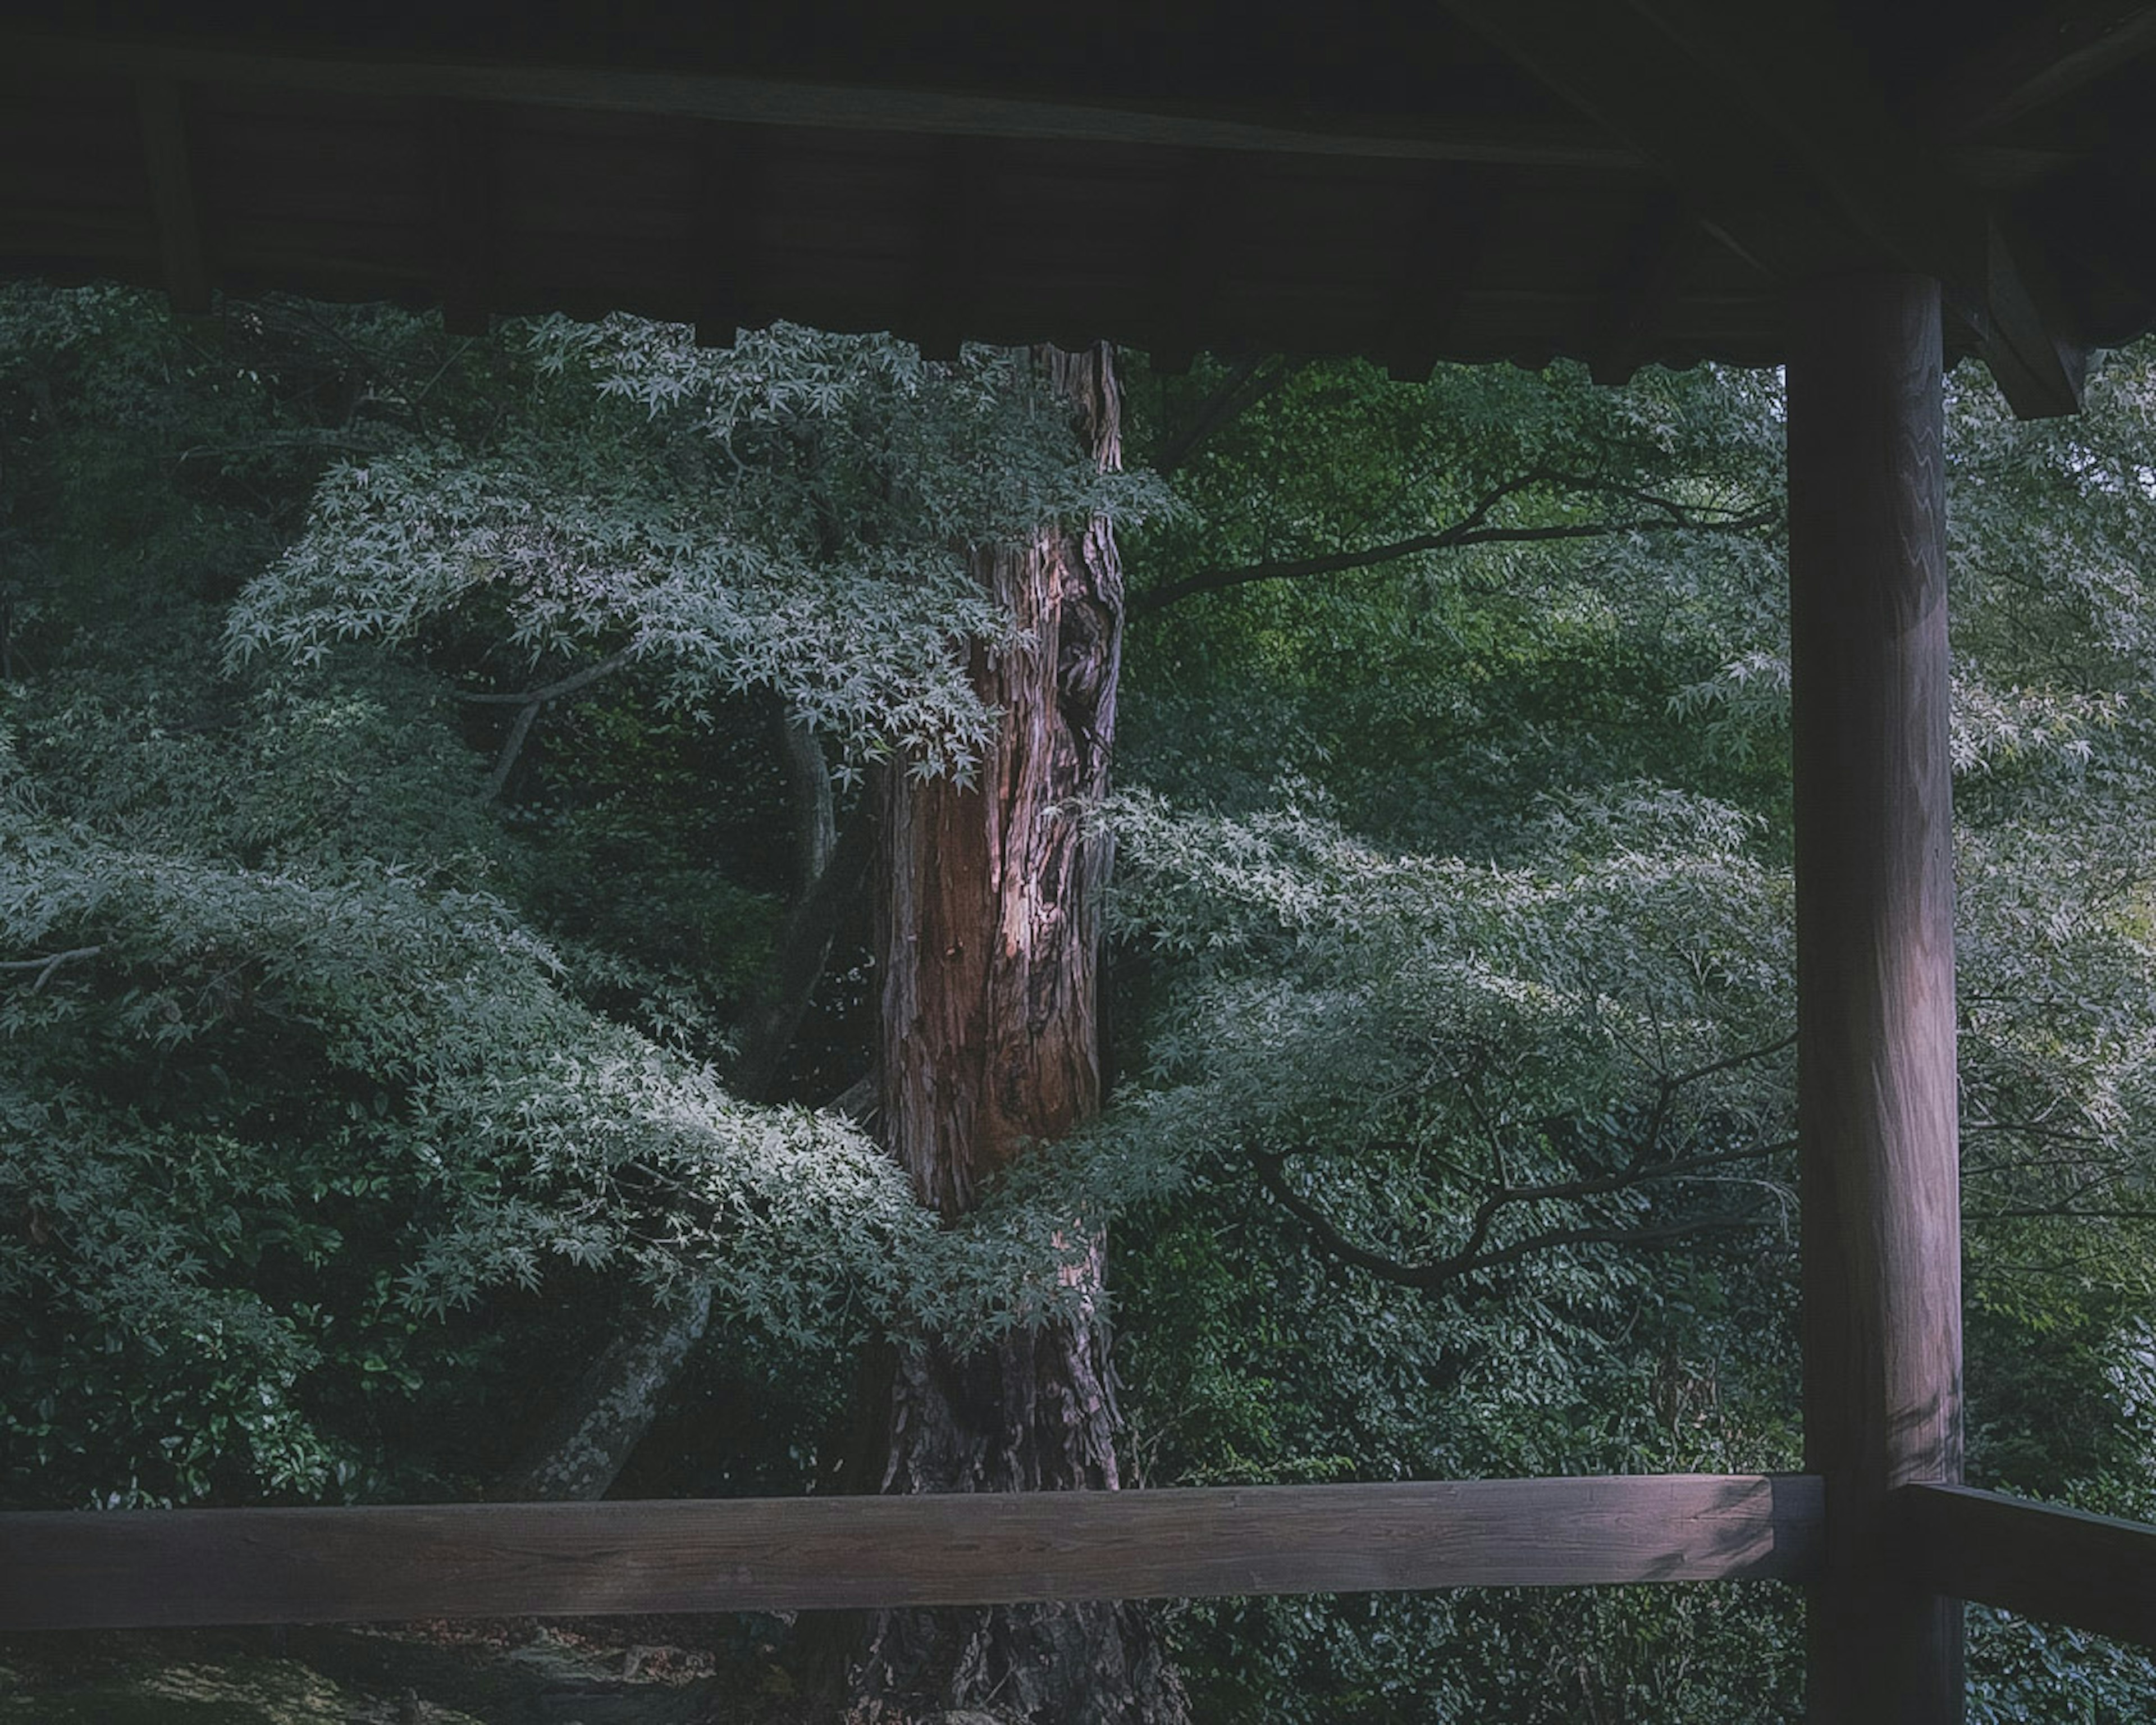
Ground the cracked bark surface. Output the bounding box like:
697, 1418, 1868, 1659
850, 344, 1186, 1725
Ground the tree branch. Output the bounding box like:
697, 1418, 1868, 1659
457, 649, 633, 706
1253, 1135, 1788, 1295
0, 944, 104, 991
1129, 473, 1778, 618
481, 701, 542, 805
464, 651, 635, 804
1151, 356, 1298, 477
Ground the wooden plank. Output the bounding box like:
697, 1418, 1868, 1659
1377, 168, 1505, 382
1787, 275, 1963, 1725
4, 34, 1641, 174
0, 1474, 1822, 1632
693, 124, 768, 346
910, 135, 991, 362
1587, 193, 1698, 385
1145, 150, 1243, 373
1903, 1483, 2156, 1654
134, 76, 211, 313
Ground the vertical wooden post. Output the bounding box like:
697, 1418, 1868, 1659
1789, 274, 1964, 1722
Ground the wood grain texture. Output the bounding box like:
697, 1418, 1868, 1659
861, 344, 1167, 1717
0, 1475, 1823, 1631
1787, 274, 1963, 1724
1904, 1483, 2156, 1654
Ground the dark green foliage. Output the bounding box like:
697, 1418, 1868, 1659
1103, 345, 2156, 1715
6, 286, 2156, 1715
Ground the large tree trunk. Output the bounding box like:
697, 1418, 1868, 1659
849, 344, 1186, 1725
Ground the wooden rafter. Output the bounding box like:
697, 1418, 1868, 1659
1587, 193, 1697, 386
1920, 2, 2156, 137
8, 33, 1639, 174
911, 135, 989, 362
133, 75, 210, 314
1434, 0, 2088, 416
1145, 150, 1242, 375
693, 124, 767, 347
429, 99, 494, 337
1378, 167, 1505, 382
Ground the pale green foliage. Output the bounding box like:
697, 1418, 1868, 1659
1107, 782, 1797, 1290
229, 321, 1163, 782
0, 673, 1148, 1499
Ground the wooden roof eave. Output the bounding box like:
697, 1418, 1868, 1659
0, 15, 2132, 414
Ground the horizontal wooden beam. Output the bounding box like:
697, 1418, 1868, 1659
1903, 1483, 2156, 1653
2, 33, 1638, 172
0, 1474, 1821, 1631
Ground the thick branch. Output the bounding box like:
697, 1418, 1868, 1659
1130, 476, 1776, 617
465, 651, 634, 805
0, 945, 104, 990
481, 701, 542, 805
774, 706, 837, 892
1254, 1137, 1787, 1295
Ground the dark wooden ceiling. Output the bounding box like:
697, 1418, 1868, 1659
5, 2, 2154, 416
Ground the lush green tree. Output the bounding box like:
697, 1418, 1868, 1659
0, 292, 1159, 1523
1091, 346, 2156, 1720
10, 281, 2156, 1723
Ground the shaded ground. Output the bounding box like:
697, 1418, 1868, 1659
0, 1617, 825, 1724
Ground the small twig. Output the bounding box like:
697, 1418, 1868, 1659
1252, 1134, 1787, 1295
1129, 465, 1777, 617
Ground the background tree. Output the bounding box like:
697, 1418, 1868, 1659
1094, 348, 2156, 1719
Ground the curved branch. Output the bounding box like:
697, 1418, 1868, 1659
481, 701, 542, 804
0, 944, 104, 991
464, 650, 635, 804
457, 649, 633, 706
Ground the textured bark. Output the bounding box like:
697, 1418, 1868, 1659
851, 344, 1186, 1725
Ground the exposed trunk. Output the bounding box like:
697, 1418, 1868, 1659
849, 344, 1186, 1725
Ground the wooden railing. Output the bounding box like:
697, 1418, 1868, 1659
4, 1474, 2152, 1662
1905, 1484, 2156, 1652
1, 1474, 1814, 1630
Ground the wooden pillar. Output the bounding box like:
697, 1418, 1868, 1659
1789, 273, 1964, 1722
